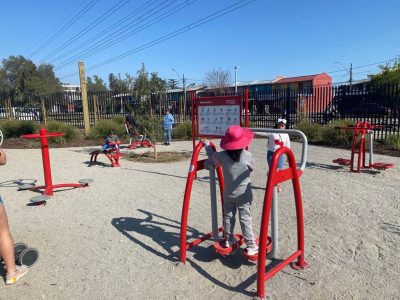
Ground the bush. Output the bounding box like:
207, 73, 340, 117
321, 120, 355, 147
0, 120, 38, 138
111, 116, 125, 124
172, 121, 192, 140
382, 134, 400, 150
45, 121, 81, 144
294, 120, 323, 143
89, 120, 126, 140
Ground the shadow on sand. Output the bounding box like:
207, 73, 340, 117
111, 209, 284, 297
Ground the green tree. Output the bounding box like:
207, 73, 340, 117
0, 55, 61, 95
133, 63, 150, 100
87, 75, 108, 92
149, 72, 167, 93
108, 73, 129, 94
167, 78, 179, 89
369, 57, 400, 86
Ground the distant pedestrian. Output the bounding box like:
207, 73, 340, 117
162, 109, 174, 145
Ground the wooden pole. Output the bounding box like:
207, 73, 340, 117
7, 97, 13, 120
78, 61, 90, 135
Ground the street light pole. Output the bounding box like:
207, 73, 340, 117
171, 68, 186, 119
182, 73, 186, 118
234, 66, 238, 94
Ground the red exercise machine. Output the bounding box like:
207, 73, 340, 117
20, 128, 91, 203
89, 141, 124, 167
180, 128, 310, 299
333, 121, 394, 173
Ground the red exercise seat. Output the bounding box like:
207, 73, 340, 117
369, 163, 394, 170
333, 158, 351, 166
89, 148, 124, 167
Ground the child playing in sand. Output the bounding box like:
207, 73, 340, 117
102, 130, 120, 152
203, 125, 258, 255
0, 195, 28, 284
266, 118, 290, 192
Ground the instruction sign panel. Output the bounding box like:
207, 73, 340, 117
196, 96, 242, 137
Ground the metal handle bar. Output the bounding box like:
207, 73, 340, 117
249, 128, 308, 172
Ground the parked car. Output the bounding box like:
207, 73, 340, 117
0, 108, 6, 119
8, 107, 40, 121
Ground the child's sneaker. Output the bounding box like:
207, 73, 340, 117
246, 245, 259, 256
6, 265, 28, 285
223, 237, 237, 248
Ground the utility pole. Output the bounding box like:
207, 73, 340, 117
349, 63, 353, 87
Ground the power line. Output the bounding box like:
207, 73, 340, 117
28, 0, 100, 58
39, 0, 129, 63
327, 57, 398, 74
58, 0, 256, 79
54, 0, 194, 70
46, 0, 160, 65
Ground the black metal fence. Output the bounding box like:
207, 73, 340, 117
1, 82, 399, 140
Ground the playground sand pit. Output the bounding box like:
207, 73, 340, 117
0, 139, 399, 299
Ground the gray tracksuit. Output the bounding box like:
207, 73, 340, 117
205, 145, 256, 248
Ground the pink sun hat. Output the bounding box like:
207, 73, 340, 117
220, 125, 254, 150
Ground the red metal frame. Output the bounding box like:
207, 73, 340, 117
89, 142, 124, 167
179, 141, 225, 263
333, 121, 394, 172
21, 128, 89, 196
256, 146, 309, 299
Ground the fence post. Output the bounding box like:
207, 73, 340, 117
93, 95, 99, 125
78, 61, 90, 135
41, 97, 47, 124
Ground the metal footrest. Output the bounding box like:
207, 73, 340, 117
369, 163, 394, 170
333, 158, 351, 165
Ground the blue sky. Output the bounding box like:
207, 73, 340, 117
1, 0, 399, 86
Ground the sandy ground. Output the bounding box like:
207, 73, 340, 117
0, 138, 399, 300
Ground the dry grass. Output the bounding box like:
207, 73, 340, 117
126, 151, 191, 163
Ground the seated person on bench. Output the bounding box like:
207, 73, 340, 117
102, 130, 120, 152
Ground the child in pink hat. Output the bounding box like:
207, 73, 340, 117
203, 125, 258, 255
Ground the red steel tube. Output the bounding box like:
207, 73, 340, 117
257, 147, 307, 299
39, 128, 54, 195
179, 141, 223, 263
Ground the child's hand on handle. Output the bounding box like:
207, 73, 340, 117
201, 138, 210, 146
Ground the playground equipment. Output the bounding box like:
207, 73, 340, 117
180, 141, 234, 261
124, 123, 154, 150
252, 128, 309, 299
333, 121, 394, 173
89, 142, 124, 167
20, 128, 92, 203
180, 128, 309, 299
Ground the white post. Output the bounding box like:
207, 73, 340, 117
234, 66, 238, 94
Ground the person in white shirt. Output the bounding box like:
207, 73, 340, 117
266, 118, 290, 192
